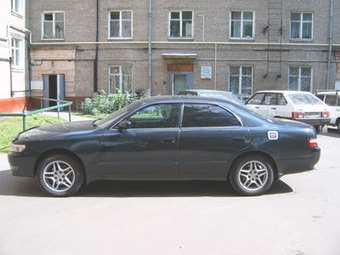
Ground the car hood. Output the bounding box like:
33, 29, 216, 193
16, 120, 96, 142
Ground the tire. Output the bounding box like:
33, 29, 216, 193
229, 155, 274, 196
36, 154, 84, 197
337, 120, 340, 133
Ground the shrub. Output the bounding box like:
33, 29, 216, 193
81, 89, 150, 115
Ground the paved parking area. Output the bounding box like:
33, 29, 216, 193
0, 130, 339, 255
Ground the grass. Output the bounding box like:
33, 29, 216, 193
0, 114, 66, 153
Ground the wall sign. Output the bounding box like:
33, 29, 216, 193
201, 66, 212, 79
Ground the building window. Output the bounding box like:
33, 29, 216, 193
11, 38, 23, 68
289, 67, 312, 91
109, 66, 132, 94
109, 11, 132, 39
169, 11, 193, 38
229, 66, 253, 98
42, 12, 64, 39
230, 11, 254, 39
11, 0, 22, 14
290, 12, 313, 40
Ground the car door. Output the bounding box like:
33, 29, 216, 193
99, 103, 181, 179
267, 93, 289, 118
178, 103, 251, 179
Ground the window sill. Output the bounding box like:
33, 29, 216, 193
11, 11, 24, 19
168, 37, 194, 41
107, 37, 133, 41
289, 39, 314, 43
41, 38, 65, 41
11, 66, 24, 72
229, 38, 255, 41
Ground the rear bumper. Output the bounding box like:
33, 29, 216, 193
295, 118, 331, 126
276, 147, 321, 177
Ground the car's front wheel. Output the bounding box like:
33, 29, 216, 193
229, 155, 274, 196
36, 154, 84, 197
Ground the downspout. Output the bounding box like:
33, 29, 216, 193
326, 0, 334, 90
148, 0, 153, 94
93, 0, 99, 93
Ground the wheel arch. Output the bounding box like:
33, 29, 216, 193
228, 151, 279, 180
34, 149, 87, 183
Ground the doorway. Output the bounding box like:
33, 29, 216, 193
168, 72, 193, 95
43, 74, 65, 108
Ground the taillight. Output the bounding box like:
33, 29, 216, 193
321, 112, 330, 118
308, 138, 318, 148
292, 112, 305, 118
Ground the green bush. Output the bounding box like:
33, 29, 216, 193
81, 89, 150, 115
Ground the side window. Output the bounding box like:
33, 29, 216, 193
278, 94, 287, 105
182, 104, 240, 127
325, 95, 337, 106
127, 104, 181, 128
247, 93, 264, 105
263, 93, 277, 105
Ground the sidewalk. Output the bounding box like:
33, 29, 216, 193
42, 111, 95, 122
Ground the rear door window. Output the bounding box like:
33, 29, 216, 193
182, 104, 241, 127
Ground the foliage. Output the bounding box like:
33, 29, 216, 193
81, 89, 150, 116
0, 115, 66, 153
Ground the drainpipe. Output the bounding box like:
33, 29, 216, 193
326, 0, 334, 90
148, 0, 153, 95
93, 0, 99, 93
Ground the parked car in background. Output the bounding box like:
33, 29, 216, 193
316, 90, 340, 132
246, 90, 330, 132
177, 89, 244, 105
8, 96, 320, 197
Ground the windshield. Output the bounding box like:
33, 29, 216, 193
96, 100, 143, 128
288, 93, 324, 105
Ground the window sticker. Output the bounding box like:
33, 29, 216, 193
268, 131, 279, 140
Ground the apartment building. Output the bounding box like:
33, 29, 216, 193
26, 0, 339, 108
0, 0, 29, 112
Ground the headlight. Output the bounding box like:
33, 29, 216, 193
10, 143, 26, 153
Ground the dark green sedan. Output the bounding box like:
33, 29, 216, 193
8, 96, 320, 197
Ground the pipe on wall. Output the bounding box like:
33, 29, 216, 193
148, 0, 153, 94
326, 0, 334, 90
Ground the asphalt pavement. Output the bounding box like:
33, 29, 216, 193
0, 130, 339, 255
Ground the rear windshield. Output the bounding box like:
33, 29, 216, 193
288, 93, 324, 105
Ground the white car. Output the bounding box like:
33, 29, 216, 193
316, 90, 340, 131
246, 90, 330, 132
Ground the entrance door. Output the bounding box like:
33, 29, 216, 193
168, 72, 193, 95
43, 74, 65, 108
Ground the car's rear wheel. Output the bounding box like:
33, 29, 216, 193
337, 120, 340, 133
36, 154, 84, 197
229, 155, 274, 196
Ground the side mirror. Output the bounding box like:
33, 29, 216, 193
118, 120, 131, 130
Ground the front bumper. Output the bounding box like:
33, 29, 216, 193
8, 151, 36, 177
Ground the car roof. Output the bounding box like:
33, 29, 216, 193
139, 95, 232, 104
255, 90, 313, 94
179, 89, 233, 94
316, 90, 340, 95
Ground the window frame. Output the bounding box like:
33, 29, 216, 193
229, 10, 255, 40
108, 65, 133, 94
11, 0, 23, 15
229, 65, 253, 98
288, 66, 313, 92
108, 10, 133, 39
41, 11, 65, 40
168, 10, 194, 39
290, 12, 313, 40
11, 37, 24, 68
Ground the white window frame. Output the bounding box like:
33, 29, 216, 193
229, 66, 253, 97
41, 11, 65, 40
229, 11, 255, 40
11, 37, 24, 68
168, 10, 194, 39
108, 65, 133, 94
290, 12, 313, 40
11, 0, 23, 14
288, 66, 313, 92
108, 10, 133, 39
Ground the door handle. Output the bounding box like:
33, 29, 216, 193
161, 137, 176, 143
232, 137, 249, 143
255, 106, 260, 109
270, 107, 277, 110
